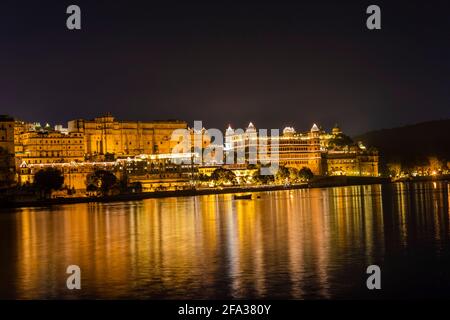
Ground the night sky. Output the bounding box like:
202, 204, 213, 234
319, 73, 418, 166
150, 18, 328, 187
1, 0, 449, 135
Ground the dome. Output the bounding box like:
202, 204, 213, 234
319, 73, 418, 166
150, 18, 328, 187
283, 127, 296, 135
311, 123, 320, 132
226, 124, 234, 135
332, 124, 342, 135
246, 122, 256, 133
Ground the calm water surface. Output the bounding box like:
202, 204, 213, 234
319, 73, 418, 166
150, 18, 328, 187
1, 182, 450, 299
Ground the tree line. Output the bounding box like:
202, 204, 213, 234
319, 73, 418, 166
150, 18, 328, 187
27, 164, 314, 198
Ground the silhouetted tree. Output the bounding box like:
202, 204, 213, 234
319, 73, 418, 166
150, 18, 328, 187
34, 167, 64, 199
288, 167, 299, 182
211, 168, 236, 186
298, 167, 314, 182
253, 170, 275, 185
276, 165, 290, 183
86, 170, 118, 196
328, 133, 354, 149
0, 147, 15, 188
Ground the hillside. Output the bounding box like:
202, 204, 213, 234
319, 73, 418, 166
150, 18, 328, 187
354, 119, 450, 168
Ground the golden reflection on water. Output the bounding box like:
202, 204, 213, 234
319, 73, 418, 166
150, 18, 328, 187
4, 182, 449, 299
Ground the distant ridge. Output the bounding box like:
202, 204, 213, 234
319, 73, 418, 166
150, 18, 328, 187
354, 119, 450, 168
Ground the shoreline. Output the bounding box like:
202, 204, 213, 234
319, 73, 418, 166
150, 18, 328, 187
2, 176, 448, 209
4, 184, 307, 209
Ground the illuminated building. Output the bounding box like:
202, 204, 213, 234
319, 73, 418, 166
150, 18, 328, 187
315, 123, 379, 177
128, 173, 193, 192
198, 165, 221, 177
68, 113, 188, 158
13, 120, 36, 155
18, 153, 199, 192
16, 129, 84, 165
18, 162, 109, 191
225, 123, 323, 175
189, 126, 212, 151
224, 122, 379, 177
120, 153, 197, 191
198, 164, 258, 184
275, 124, 322, 174
325, 146, 379, 177
10, 113, 380, 193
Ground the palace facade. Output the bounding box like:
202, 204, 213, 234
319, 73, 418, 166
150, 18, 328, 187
17, 130, 85, 165
68, 114, 188, 158
0, 113, 379, 191
224, 122, 379, 177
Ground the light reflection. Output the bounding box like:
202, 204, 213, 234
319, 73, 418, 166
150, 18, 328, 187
2, 181, 449, 299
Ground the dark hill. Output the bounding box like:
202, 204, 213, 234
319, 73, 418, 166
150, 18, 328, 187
354, 119, 450, 168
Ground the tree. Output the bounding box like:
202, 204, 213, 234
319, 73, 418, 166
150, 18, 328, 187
387, 162, 401, 177
211, 168, 236, 186
197, 173, 210, 182
130, 182, 142, 193
34, 167, 64, 199
0, 147, 15, 188
276, 165, 290, 184
298, 167, 314, 182
86, 170, 118, 196
288, 167, 299, 182
428, 157, 443, 174
328, 133, 354, 149
119, 173, 129, 192
253, 170, 274, 185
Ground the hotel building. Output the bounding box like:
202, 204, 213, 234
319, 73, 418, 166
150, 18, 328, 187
17, 130, 85, 165
225, 123, 324, 175
224, 122, 379, 177
325, 146, 379, 177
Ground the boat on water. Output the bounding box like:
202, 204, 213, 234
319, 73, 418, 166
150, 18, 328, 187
233, 194, 252, 200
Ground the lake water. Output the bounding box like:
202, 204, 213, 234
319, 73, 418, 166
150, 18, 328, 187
1, 182, 449, 299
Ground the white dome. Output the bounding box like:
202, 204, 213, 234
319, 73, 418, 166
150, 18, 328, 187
283, 127, 296, 135
246, 122, 256, 132
311, 123, 320, 132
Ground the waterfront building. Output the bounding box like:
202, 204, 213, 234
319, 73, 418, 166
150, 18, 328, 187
120, 153, 197, 191
189, 126, 212, 152
225, 123, 324, 175
13, 121, 35, 155
68, 113, 188, 158
318, 124, 379, 176
9, 113, 380, 191
275, 124, 322, 174
17, 152, 199, 193
224, 122, 379, 177
325, 146, 379, 176
198, 164, 258, 184
18, 162, 112, 192
16, 130, 85, 165
128, 173, 193, 192
226, 164, 258, 184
